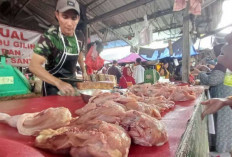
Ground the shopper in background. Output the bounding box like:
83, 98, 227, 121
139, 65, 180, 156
107, 60, 122, 84
159, 61, 170, 79
120, 63, 126, 74
29, 0, 87, 96
101, 64, 109, 74
133, 58, 145, 84
119, 67, 135, 88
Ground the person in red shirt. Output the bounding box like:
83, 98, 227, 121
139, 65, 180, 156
119, 67, 136, 89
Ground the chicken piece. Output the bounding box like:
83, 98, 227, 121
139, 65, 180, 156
115, 97, 161, 119
0, 107, 72, 136
144, 96, 175, 112
35, 121, 131, 157
126, 92, 144, 101
128, 83, 152, 97
169, 86, 196, 101
76, 93, 161, 119
89, 92, 121, 104
75, 105, 167, 147
129, 83, 201, 102
188, 86, 204, 96
74, 101, 126, 125
120, 110, 167, 146
75, 102, 98, 116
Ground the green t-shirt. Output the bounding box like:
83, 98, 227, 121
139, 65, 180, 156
34, 26, 83, 71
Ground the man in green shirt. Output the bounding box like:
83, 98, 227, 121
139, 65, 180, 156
29, 0, 87, 96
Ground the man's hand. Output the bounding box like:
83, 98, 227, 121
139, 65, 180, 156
55, 80, 75, 96
201, 98, 227, 120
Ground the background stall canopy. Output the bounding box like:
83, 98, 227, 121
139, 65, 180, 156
117, 53, 147, 64
100, 46, 131, 61
139, 38, 198, 61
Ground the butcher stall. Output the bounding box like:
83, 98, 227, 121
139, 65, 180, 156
0, 83, 209, 157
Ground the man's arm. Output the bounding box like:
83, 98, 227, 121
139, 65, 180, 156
29, 53, 74, 95
78, 52, 87, 80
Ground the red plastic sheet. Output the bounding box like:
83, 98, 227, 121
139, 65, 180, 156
0, 96, 200, 157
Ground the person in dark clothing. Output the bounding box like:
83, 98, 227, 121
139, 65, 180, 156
107, 60, 122, 83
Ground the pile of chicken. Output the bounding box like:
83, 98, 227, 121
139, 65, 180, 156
0, 83, 204, 157
129, 83, 204, 102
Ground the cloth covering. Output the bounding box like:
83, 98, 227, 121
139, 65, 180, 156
173, 0, 203, 15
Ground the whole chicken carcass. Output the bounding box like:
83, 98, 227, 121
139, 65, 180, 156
120, 110, 167, 146
35, 120, 131, 157
0, 107, 72, 136
74, 101, 126, 125
74, 103, 167, 147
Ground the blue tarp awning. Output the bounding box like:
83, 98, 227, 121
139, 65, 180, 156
104, 40, 129, 49
139, 38, 198, 61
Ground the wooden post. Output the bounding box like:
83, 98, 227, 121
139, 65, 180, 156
182, 1, 191, 83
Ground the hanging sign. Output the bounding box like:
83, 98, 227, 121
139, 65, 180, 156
0, 24, 41, 67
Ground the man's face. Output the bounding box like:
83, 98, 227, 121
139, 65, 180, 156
55, 10, 80, 36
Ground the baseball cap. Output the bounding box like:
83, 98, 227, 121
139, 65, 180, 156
56, 0, 80, 15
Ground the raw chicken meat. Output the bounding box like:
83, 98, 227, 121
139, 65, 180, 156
128, 83, 152, 97
74, 104, 167, 147
115, 97, 161, 119
35, 120, 131, 157
121, 110, 167, 146
129, 83, 204, 102
144, 96, 175, 112
89, 92, 121, 104
74, 101, 126, 125
0, 107, 72, 136
76, 92, 161, 119
169, 88, 196, 101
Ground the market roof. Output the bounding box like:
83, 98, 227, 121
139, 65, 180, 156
0, 0, 223, 47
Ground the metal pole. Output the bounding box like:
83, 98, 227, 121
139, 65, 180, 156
182, 0, 191, 83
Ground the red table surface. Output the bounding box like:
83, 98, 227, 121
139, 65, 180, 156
0, 96, 201, 157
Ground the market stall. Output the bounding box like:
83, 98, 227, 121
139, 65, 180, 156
0, 91, 208, 156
